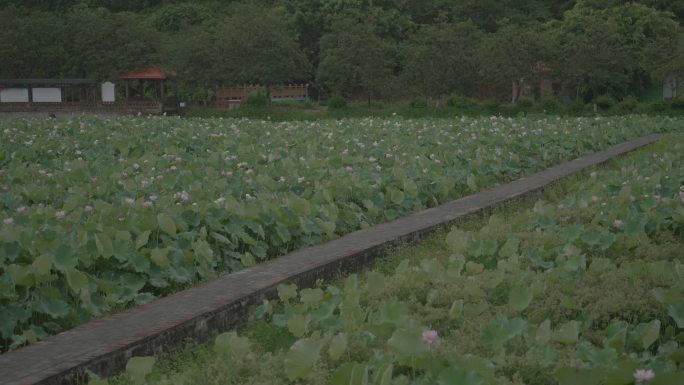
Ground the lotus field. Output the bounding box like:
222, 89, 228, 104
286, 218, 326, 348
0, 116, 681, 352
113, 134, 684, 385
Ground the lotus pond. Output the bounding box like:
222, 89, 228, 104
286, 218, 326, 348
109, 133, 684, 385
0, 115, 682, 352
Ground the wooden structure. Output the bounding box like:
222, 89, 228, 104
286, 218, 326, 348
119, 66, 176, 106
0, 79, 98, 103
215, 84, 308, 110
511, 62, 574, 103
0, 66, 178, 115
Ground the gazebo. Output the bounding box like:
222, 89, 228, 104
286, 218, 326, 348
119, 66, 176, 104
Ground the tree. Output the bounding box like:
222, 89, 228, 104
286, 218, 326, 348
60, 6, 160, 80
475, 22, 554, 101
555, 2, 678, 108
645, 29, 684, 97
214, 4, 310, 100
402, 20, 482, 100
556, 9, 629, 109
159, 23, 221, 106
317, 16, 397, 104
0, 9, 66, 78
148, 3, 213, 32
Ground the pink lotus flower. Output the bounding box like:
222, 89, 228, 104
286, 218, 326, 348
613, 219, 624, 229
680, 191, 684, 204
84, 205, 93, 213
633, 369, 655, 383
421, 330, 439, 346
16, 206, 26, 213
55, 210, 66, 220
3, 217, 14, 225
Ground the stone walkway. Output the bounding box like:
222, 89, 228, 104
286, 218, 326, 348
0, 134, 662, 385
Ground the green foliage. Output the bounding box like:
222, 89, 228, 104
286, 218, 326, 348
615, 96, 639, 113
104, 131, 684, 385
402, 21, 482, 100
214, 4, 310, 88
670, 98, 684, 110
1, 116, 683, 353
480, 98, 500, 109
283, 337, 325, 380
328, 95, 347, 109
0, 1, 683, 105
596, 95, 616, 110
317, 16, 396, 102
125, 356, 155, 384
540, 96, 560, 112
244, 91, 269, 108
517, 97, 534, 109
446, 95, 477, 109
408, 99, 427, 109
648, 101, 669, 113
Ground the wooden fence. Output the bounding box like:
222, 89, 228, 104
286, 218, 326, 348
215, 84, 308, 109
0, 101, 163, 114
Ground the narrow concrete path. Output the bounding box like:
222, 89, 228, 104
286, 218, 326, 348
0, 134, 662, 385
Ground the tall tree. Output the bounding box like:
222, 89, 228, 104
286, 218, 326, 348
57, 6, 160, 80
645, 30, 684, 96
402, 20, 482, 100
555, 2, 678, 107
555, 7, 630, 109
0, 9, 66, 78
317, 16, 397, 104
475, 22, 554, 101
214, 4, 310, 99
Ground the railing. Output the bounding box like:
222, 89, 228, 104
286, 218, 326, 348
215, 84, 309, 100
0, 101, 163, 114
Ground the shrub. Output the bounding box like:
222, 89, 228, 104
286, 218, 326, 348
540, 96, 560, 113
327, 95, 347, 109
595, 95, 615, 111
244, 91, 269, 107
648, 101, 668, 113
670, 98, 684, 110
409, 98, 427, 108
615, 96, 638, 113
446, 95, 477, 109
516, 98, 534, 109
569, 100, 585, 114
481, 98, 500, 109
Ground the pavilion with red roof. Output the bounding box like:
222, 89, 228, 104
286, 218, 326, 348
119, 66, 176, 105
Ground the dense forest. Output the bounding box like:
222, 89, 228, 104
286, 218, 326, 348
1, 0, 683, 105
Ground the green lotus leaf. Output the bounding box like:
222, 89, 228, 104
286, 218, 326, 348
437, 367, 483, 385
331, 362, 368, 385
284, 337, 325, 380
125, 356, 155, 384
157, 213, 176, 236
328, 333, 348, 361
509, 285, 533, 312
95, 233, 113, 258
53, 244, 77, 271
554, 320, 581, 345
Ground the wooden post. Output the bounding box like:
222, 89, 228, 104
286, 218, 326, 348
28, 86, 33, 103
125, 80, 130, 103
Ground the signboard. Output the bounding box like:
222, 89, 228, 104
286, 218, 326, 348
101, 82, 115, 102
0, 88, 29, 102
33, 88, 62, 102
